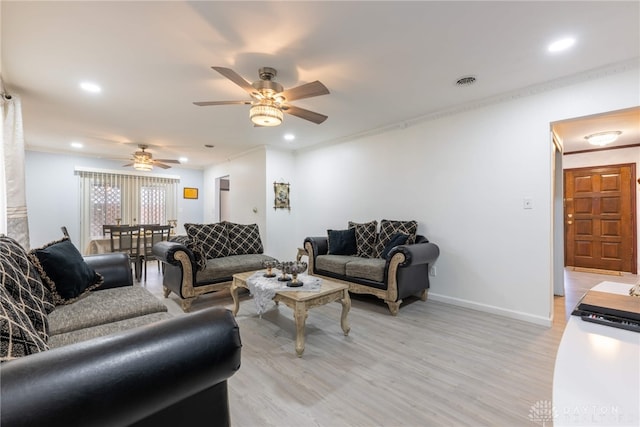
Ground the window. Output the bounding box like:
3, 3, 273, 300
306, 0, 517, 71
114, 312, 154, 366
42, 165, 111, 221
76, 168, 178, 250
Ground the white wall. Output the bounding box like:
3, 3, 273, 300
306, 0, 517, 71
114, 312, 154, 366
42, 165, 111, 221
563, 145, 640, 270
265, 147, 298, 261
292, 67, 640, 326
203, 147, 299, 262
203, 147, 294, 257
25, 151, 204, 248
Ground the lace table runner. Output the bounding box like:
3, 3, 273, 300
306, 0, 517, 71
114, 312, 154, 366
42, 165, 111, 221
246, 271, 322, 315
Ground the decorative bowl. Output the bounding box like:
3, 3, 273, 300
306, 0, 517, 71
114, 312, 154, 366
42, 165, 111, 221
279, 261, 308, 287
262, 260, 278, 278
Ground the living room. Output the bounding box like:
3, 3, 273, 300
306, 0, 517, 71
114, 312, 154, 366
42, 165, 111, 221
2, 2, 639, 426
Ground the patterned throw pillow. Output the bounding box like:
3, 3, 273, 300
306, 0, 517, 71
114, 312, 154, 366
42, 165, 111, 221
224, 222, 264, 255
0, 285, 49, 361
0, 236, 54, 342
348, 220, 378, 258
29, 237, 104, 305
184, 223, 231, 259
375, 219, 418, 258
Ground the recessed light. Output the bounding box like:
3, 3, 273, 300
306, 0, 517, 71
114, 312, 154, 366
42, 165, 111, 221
79, 81, 102, 93
284, 133, 295, 141
70, 141, 83, 148
548, 37, 575, 53
179, 157, 188, 163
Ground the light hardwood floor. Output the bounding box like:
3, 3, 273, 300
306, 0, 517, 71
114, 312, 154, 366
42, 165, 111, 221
140, 263, 638, 426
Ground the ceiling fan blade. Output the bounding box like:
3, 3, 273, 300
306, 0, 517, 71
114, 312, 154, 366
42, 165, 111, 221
211, 66, 258, 97
283, 105, 328, 124
155, 159, 181, 164
281, 81, 329, 101
193, 100, 252, 106
154, 162, 172, 169
122, 163, 134, 167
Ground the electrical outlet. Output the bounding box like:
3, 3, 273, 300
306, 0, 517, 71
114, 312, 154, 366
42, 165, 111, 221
429, 266, 437, 277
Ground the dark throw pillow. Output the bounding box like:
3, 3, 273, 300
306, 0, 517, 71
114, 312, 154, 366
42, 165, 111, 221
348, 220, 378, 258
380, 233, 409, 259
375, 219, 417, 257
327, 228, 357, 255
1, 285, 49, 361
28, 237, 103, 305
184, 223, 231, 259
224, 222, 264, 255
0, 235, 54, 342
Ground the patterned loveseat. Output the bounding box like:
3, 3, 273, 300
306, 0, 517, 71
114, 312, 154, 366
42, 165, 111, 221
305, 220, 440, 315
153, 221, 277, 311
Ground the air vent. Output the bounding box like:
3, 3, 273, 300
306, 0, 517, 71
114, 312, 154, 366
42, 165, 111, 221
455, 76, 477, 86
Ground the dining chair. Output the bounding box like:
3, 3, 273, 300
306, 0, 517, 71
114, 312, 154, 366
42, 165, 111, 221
141, 224, 172, 281
108, 225, 142, 281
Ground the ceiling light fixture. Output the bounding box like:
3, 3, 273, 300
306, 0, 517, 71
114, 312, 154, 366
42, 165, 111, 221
548, 37, 575, 53
284, 133, 295, 141
249, 103, 283, 127
79, 81, 102, 93
133, 159, 153, 172
70, 141, 83, 148
584, 131, 621, 146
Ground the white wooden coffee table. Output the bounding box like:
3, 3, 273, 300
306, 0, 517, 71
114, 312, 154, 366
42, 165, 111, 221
231, 271, 351, 357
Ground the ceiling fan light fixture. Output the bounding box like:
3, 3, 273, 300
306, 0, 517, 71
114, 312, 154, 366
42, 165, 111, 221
250, 104, 283, 126
134, 159, 153, 171
584, 131, 621, 146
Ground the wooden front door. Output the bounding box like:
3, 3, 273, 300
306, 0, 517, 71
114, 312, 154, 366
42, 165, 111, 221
564, 164, 636, 273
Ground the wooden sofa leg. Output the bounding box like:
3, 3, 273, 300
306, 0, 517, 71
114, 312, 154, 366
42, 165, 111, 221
180, 297, 195, 312
419, 289, 428, 301
385, 300, 401, 316
163, 286, 171, 298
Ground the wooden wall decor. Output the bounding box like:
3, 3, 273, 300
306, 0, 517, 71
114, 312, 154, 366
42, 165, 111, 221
274, 182, 290, 210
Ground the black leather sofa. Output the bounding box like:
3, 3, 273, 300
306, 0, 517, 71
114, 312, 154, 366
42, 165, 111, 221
1, 308, 242, 427
0, 236, 242, 427
304, 234, 440, 315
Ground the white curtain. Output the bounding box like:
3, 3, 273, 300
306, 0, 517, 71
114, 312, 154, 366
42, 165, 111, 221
0, 94, 30, 249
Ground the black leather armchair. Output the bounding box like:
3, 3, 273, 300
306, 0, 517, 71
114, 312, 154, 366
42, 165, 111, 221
0, 307, 242, 427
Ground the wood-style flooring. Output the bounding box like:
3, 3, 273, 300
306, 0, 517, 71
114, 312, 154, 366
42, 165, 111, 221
140, 262, 638, 427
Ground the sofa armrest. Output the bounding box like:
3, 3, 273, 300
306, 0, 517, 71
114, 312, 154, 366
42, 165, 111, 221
304, 237, 328, 275
152, 240, 196, 266
304, 236, 328, 257
84, 252, 133, 290
0, 307, 242, 427
387, 241, 440, 268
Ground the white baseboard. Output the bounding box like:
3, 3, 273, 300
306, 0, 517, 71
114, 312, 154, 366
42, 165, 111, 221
429, 292, 552, 327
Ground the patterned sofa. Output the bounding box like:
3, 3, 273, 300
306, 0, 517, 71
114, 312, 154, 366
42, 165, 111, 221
304, 220, 440, 315
0, 234, 242, 426
153, 221, 277, 311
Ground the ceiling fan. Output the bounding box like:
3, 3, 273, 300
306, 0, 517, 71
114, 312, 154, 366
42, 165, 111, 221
193, 66, 329, 126
123, 145, 180, 171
